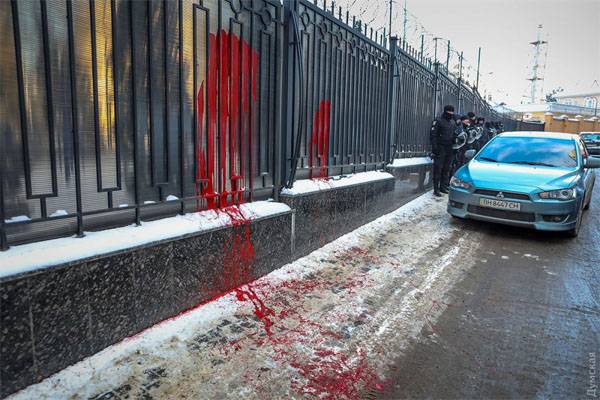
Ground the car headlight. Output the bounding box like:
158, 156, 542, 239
450, 176, 471, 190
539, 188, 576, 200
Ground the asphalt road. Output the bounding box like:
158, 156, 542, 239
382, 182, 600, 399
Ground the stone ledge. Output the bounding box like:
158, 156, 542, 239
0, 201, 291, 283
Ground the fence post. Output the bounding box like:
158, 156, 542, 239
281, 0, 294, 187
0, 169, 7, 251
432, 62, 439, 119
281, 0, 303, 188
273, 3, 285, 201
386, 36, 399, 163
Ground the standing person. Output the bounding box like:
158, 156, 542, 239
476, 117, 490, 147
452, 115, 470, 174
430, 105, 457, 197
467, 111, 476, 127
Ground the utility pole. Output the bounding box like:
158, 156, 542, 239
446, 40, 450, 70
458, 51, 464, 83
388, 0, 393, 44
402, 0, 407, 48
433, 37, 441, 64
458, 51, 464, 112
475, 47, 481, 89
527, 24, 548, 104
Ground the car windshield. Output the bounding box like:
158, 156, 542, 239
476, 136, 578, 168
581, 133, 600, 141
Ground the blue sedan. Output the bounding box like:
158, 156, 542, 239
448, 132, 600, 237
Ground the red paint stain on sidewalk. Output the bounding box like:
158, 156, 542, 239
289, 348, 383, 400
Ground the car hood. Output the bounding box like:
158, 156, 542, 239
459, 160, 580, 192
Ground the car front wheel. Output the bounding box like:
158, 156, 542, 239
566, 208, 582, 238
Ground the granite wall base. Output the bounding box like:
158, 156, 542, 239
282, 163, 433, 259
0, 211, 292, 398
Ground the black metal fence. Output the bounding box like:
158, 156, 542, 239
0, 0, 542, 249
282, 0, 392, 181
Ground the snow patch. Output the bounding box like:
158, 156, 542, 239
50, 210, 68, 218
4, 215, 30, 224
166, 195, 179, 201
0, 201, 291, 279
389, 157, 433, 168
281, 171, 394, 195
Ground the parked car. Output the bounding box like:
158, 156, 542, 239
580, 132, 600, 155
447, 131, 599, 237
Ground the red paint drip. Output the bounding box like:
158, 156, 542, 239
195, 30, 260, 211
192, 30, 268, 333
235, 286, 275, 335
309, 100, 331, 179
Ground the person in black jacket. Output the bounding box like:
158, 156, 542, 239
430, 105, 457, 197
476, 117, 490, 148
451, 115, 470, 174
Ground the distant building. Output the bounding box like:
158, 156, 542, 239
507, 102, 598, 123
554, 82, 600, 109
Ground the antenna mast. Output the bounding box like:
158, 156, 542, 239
527, 24, 548, 103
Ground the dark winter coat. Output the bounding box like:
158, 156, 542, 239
430, 115, 457, 154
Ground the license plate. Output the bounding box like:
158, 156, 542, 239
479, 198, 521, 211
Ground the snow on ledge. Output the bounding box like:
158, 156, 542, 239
281, 170, 394, 196
0, 201, 291, 280
389, 157, 433, 168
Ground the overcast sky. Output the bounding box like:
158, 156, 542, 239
337, 0, 600, 105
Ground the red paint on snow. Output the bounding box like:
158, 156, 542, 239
289, 348, 382, 400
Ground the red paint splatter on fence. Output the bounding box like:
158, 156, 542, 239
195, 30, 259, 211
309, 100, 331, 179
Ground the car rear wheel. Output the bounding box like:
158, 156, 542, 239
584, 187, 593, 210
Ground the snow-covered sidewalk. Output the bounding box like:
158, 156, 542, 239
9, 193, 482, 400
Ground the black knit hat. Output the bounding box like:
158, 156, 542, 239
443, 105, 455, 112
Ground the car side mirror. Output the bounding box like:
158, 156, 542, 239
584, 156, 600, 169
465, 149, 476, 160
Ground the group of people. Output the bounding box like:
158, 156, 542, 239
429, 105, 504, 197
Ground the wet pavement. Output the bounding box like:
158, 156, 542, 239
383, 182, 600, 399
